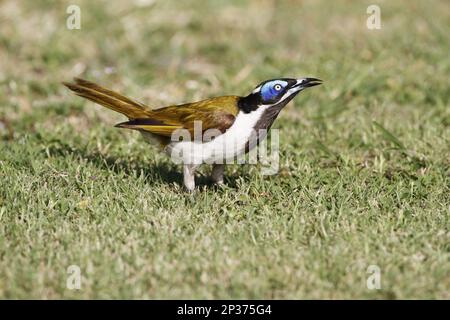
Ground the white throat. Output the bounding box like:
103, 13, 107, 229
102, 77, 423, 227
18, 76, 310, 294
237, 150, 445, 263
166, 106, 270, 165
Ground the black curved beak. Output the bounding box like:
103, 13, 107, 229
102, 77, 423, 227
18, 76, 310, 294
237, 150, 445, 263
293, 78, 323, 89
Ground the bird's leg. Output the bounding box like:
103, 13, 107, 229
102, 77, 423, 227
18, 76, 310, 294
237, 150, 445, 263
183, 164, 197, 191
211, 164, 225, 185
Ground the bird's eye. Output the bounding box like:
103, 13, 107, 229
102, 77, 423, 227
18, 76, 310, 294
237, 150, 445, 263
274, 84, 282, 91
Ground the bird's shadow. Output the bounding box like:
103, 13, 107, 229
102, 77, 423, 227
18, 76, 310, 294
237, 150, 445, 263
44, 138, 251, 189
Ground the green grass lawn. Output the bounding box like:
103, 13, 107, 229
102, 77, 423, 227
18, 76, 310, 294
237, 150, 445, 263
0, 0, 449, 299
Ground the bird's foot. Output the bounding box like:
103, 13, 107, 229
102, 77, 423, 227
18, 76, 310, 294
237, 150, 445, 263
183, 164, 197, 192
211, 164, 225, 185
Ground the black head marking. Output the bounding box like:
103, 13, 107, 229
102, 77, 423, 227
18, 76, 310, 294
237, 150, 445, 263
238, 77, 321, 113
237, 93, 261, 113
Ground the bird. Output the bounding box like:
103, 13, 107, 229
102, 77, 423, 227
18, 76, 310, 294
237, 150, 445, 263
63, 77, 322, 191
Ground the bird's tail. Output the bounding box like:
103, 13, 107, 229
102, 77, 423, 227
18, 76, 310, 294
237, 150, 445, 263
63, 78, 151, 119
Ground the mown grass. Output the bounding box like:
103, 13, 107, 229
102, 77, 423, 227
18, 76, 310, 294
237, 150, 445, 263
0, 0, 449, 299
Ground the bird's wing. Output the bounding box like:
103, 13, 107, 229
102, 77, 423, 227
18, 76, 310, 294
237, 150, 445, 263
63, 78, 240, 138
115, 96, 240, 138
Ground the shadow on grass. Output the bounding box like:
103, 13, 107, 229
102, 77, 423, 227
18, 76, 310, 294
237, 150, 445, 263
42, 137, 251, 189
43, 137, 181, 185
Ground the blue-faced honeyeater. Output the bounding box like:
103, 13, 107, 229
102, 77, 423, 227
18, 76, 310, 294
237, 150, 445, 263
64, 77, 322, 191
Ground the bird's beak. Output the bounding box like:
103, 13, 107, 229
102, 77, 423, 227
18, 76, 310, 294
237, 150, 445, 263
293, 78, 323, 90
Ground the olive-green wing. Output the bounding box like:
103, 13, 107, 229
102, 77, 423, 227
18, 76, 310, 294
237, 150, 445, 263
115, 96, 240, 137
64, 78, 240, 138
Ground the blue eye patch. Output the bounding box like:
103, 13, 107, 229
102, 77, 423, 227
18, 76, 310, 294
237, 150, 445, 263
261, 80, 288, 102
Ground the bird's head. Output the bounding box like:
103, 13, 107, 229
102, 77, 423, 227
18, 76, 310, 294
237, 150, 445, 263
238, 77, 322, 113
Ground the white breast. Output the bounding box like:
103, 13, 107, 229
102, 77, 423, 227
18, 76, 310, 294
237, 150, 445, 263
165, 106, 269, 165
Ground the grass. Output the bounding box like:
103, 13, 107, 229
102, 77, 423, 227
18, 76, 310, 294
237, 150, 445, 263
0, 0, 449, 299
